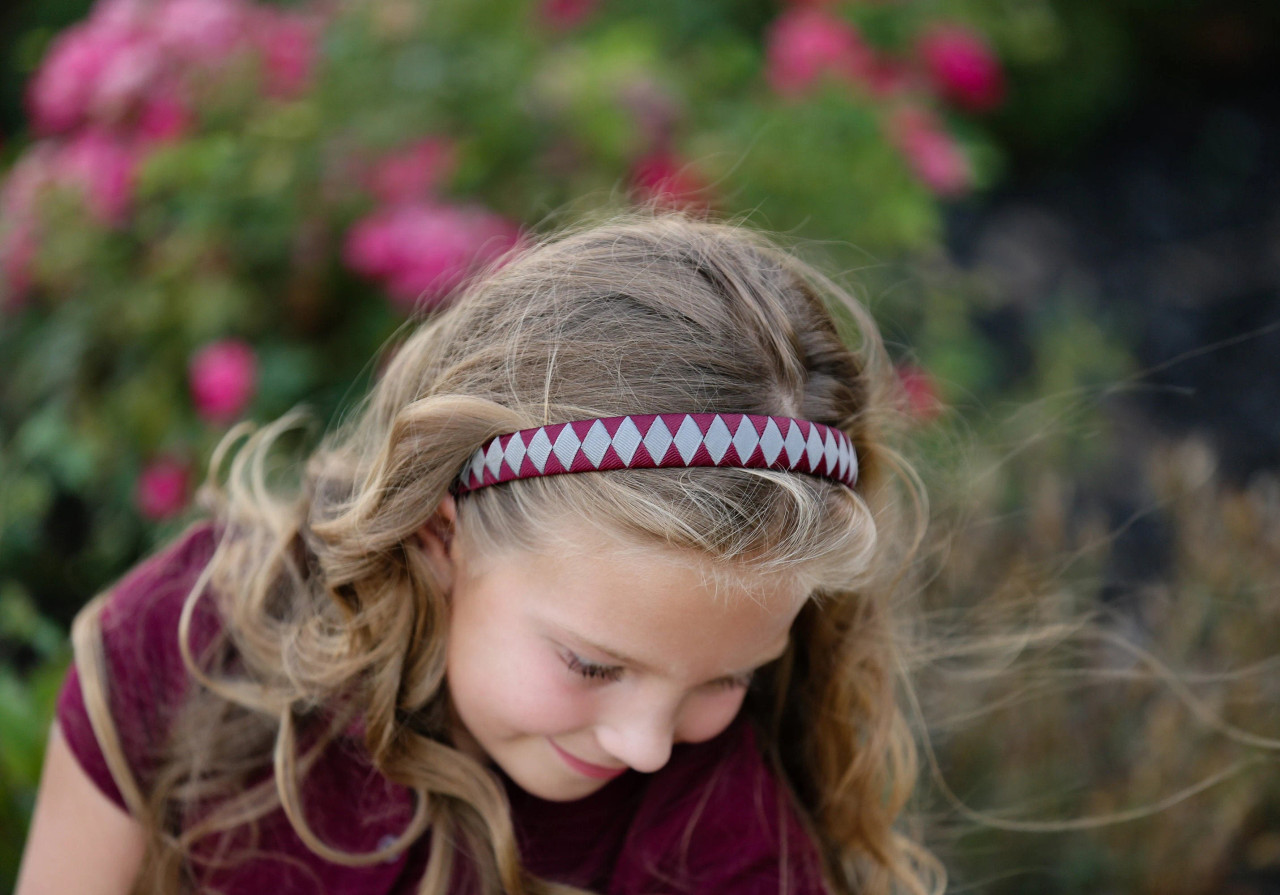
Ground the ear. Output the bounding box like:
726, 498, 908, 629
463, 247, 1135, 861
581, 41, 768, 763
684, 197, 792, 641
417, 494, 459, 594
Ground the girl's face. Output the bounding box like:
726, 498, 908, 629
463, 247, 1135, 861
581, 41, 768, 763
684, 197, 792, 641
433, 509, 807, 802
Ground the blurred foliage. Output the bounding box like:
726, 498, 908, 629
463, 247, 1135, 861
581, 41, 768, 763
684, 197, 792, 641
1, 0, 1276, 892
0, 0, 1015, 634
0, 585, 67, 866
916, 423, 1280, 894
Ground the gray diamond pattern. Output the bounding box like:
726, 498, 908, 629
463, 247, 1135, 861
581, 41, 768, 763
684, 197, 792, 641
526, 428, 553, 473
642, 418, 673, 463
456, 414, 857, 492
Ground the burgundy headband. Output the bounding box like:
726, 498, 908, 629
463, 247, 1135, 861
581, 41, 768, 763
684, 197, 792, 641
453, 413, 858, 495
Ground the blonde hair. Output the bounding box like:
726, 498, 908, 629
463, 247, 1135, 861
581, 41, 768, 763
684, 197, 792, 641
72, 211, 942, 894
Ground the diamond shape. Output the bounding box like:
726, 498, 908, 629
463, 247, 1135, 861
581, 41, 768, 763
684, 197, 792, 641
580, 420, 611, 468
642, 417, 673, 464
836, 435, 850, 479
526, 428, 552, 473
759, 419, 784, 465
552, 425, 582, 470
468, 449, 485, 484
612, 417, 642, 464
503, 432, 527, 476
823, 428, 838, 474
673, 415, 703, 464
484, 439, 504, 480
805, 425, 823, 470
703, 416, 733, 463
783, 420, 806, 465
731, 416, 760, 463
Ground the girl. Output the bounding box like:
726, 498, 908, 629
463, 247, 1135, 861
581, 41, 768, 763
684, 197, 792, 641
17, 212, 939, 894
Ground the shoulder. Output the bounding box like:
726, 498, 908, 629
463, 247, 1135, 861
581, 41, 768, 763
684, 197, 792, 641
55, 523, 224, 812
99, 521, 221, 618
95, 522, 224, 675
612, 717, 830, 895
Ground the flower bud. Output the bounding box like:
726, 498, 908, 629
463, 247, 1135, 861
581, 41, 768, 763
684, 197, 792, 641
135, 457, 190, 519
189, 338, 258, 423
918, 24, 1006, 113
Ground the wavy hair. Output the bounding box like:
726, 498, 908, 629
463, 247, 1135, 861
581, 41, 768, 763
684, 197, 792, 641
72, 211, 942, 894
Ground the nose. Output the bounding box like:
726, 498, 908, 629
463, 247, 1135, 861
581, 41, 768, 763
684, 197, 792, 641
596, 707, 677, 774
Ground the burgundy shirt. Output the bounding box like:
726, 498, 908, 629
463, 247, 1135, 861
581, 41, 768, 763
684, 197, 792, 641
57, 525, 830, 894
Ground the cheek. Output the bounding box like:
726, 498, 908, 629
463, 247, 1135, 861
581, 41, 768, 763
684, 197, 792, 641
676, 689, 748, 744
500, 665, 599, 735
448, 622, 598, 737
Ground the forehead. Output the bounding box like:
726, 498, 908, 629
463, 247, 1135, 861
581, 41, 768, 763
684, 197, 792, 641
462, 523, 807, 677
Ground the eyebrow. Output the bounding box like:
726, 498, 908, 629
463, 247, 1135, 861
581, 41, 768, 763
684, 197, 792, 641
556, 626, 791, 679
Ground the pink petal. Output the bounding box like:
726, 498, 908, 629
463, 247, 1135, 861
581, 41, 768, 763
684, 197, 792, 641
889, 107, 972, 196
765, 9, 873, 98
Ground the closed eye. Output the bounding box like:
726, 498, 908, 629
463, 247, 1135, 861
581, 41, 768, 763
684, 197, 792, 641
564, 650, 624, 683
711, 671, 754, 690
561, 646, 763, 689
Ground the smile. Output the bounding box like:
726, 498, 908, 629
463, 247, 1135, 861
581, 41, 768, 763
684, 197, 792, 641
548, 739, 628, 780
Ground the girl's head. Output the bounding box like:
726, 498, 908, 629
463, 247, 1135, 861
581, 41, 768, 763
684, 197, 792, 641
203, 211, 924, 893
308, 213, 890, 693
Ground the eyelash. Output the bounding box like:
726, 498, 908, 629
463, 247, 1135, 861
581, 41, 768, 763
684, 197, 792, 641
562, 651, 753, 690
564, 652, 624, 683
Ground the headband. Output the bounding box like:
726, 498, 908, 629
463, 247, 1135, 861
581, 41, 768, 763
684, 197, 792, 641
453, 413, 858, 495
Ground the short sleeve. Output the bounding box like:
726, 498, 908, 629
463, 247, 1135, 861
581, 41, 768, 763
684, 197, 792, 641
610, 719, 830, 895
55, 524, 222, 814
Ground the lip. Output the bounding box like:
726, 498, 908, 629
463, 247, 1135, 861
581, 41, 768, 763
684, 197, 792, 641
548, 739, 628, 780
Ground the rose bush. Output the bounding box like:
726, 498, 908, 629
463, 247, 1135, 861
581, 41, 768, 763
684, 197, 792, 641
2, 0, 1011, 563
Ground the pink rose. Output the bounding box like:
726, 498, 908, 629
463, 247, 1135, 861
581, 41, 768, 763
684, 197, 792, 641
917, 24, 1005, 113
135, 456, 190, 519
92, 37, 163, 123
889, 106, 972, 196
56, 130, 141, 225
189, 338, 258, 423
153, 0, 250, 66
1, 133, 139, 230
895, 363, 943, 421
343, 213, 395, 277
2, 132, 140, 228
765, 8, 874, 97
540, 0, 598, 30
92, 0, 152, 31
630, 150, 710, 212
254, 8, 320, 98
26, 22, 136, 134
367, 138, 455, 205
26, 2, 207, 138
136, 91, 192, 144
344, 202, 522, 311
